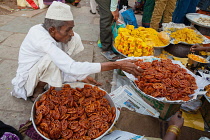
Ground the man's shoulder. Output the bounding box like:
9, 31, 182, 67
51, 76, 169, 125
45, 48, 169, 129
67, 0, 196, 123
29, 24, 47, 34
73, 32, 81, 40
73, 32, 80, 37
27, 24, 52, 41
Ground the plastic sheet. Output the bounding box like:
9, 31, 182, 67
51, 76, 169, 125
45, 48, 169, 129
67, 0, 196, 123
182, 110, 204, 131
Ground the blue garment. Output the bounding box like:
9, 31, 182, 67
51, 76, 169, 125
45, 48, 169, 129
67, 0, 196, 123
172, 0, 200, 25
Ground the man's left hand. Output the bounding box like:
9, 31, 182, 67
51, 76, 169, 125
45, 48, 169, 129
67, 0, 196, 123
81, 76, 102, 86
111, 9, 119, 21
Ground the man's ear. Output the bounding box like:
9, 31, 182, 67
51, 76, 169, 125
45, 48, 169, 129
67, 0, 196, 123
49, 27, 56, 37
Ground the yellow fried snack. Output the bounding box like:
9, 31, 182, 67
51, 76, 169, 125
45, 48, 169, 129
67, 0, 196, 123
188, 54, 208, 63
170, 28, 203, 44
158, 31, 170, 44
114, 25, 169, 57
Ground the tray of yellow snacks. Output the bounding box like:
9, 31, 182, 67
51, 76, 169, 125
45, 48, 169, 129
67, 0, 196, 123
114, 25, 170, 57
162, 22, 210, 45
187, 54, 209, 64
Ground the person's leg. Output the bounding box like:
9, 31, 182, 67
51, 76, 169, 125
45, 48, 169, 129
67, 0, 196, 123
74, 0, 81, 8
30, 81, 47, 101
184, 0, 200, 25
90, 0, 97, 14
25, 55, 63, 101
134, 1, 141, 14
162, 0, 177, 23
150, 0, 168, 30
142, 0, 155, 28
172, 0, 191, 24
95, 0, 113, 51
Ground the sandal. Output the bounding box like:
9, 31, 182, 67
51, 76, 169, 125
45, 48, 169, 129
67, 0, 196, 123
90, 10, 96, 14
101, 50, 120, 61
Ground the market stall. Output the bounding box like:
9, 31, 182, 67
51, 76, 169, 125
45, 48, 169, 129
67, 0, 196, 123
107, 12, 210, 139
28, 10, 210, 140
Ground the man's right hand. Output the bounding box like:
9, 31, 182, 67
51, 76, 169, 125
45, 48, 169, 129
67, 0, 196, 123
190, 44, 204, 52
116, 60, 143, 77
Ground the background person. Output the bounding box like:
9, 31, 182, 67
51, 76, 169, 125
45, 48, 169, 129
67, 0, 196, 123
95, 0, 120, 61
66, 0, 81, 8
172, 0, 200, 25
0, 120, 23, 140
190, 44, 210, 52
150, 0, 177, 30
11, 1, 143, 102
90, 0, 97, 14
163, 111, 184, 140
141, 0, 155, 28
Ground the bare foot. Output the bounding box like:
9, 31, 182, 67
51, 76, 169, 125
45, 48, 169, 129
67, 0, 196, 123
29, 81, 46, 102
30, 88, 45, 102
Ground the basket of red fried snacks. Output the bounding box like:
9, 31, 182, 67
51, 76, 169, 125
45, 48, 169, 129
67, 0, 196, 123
31, 82, 117, 140
122, 56, 199, 103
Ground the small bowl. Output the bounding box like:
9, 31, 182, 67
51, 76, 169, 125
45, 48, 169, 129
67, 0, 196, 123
153, 43, 170, 56
188, 54, 209, 67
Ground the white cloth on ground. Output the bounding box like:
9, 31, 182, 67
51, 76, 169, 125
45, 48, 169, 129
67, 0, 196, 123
11, 24, 101, 100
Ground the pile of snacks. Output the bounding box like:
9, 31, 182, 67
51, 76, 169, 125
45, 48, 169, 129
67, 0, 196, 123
170, 28, 204, 44
204, 85, 210, 97
156, 54, 168, 59
188, 54, 208, 63
134, 59, 198, 101
34, 84, 116, 139
114, 25, 169, 57
196, 17, 210, 26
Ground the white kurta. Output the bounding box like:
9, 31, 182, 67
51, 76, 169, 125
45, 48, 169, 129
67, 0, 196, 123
11, 24, 101, 100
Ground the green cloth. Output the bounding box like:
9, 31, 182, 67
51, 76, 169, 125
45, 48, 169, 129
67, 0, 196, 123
142, 0, 155, 24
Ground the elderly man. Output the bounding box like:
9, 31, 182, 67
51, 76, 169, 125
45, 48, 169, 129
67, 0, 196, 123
11, 1, 143, 101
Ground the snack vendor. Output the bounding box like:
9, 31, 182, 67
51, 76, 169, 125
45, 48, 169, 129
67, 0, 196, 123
11, 1, 143, 101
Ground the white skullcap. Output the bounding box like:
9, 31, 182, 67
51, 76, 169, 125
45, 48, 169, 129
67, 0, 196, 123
45, 1, 73, 21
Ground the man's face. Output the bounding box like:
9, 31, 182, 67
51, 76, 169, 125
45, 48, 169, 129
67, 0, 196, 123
51, 21, 75, 44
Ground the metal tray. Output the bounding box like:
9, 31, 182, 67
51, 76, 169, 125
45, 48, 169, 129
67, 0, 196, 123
31, 82, 117, 140
114, 43, 170, 57
186, 13, 210, 28
113, 44, 128, 58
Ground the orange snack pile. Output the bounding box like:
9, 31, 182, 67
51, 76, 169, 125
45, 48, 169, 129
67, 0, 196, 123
188, 54, 208, 63
134, 59, 197, 101
34, 84, 116, 139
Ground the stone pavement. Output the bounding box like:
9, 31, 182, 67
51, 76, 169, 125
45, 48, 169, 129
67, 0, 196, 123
0, 0, 142, 138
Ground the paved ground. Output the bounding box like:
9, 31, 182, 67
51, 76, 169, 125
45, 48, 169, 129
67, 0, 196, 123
0, 0, 142, 138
